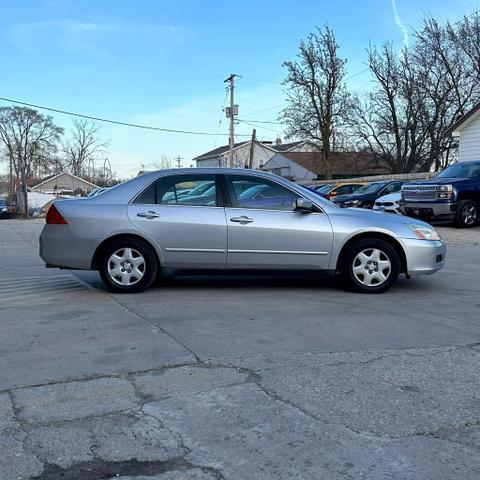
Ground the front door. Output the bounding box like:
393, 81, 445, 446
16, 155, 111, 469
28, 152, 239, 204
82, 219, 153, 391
224, 175, 333, 269
127, 174, 227, 268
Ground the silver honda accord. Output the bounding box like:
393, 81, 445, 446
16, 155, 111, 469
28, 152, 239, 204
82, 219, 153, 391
39, 168, 446, 293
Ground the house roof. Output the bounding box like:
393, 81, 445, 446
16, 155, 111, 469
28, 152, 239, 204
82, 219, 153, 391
193, 142, 250, 161
31, 171, 98, 190
270, 151, 390, 176
444, 100, 480, 137
193, 139, 317, 162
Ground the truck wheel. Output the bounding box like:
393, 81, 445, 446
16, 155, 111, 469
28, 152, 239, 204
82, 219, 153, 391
454, 200, 478, 228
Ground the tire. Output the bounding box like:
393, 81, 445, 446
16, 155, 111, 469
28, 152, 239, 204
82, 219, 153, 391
340, 238, 400, 293
99, 238, 158, 293
454, 199, 478, 228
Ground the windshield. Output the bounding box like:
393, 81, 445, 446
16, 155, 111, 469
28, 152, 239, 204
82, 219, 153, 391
437, 163, 480, 178
356, 183, 386, 194
316, 184, 334, 193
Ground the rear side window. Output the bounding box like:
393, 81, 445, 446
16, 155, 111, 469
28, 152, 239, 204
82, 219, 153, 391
133, 175, 217, 207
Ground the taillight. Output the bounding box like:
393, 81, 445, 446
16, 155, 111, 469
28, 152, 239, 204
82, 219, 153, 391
46, 204, 68, 224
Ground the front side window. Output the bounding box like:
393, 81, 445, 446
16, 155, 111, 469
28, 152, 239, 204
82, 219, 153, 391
382, 182, 403, 195
226, 175, 299, 211
133, 175, 217, 207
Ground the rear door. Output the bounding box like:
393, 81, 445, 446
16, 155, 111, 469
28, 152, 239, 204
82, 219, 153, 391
128, 174, 227, 268
223, 174, 333, 269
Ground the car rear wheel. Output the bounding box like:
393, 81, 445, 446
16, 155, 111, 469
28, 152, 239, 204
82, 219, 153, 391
341, 238, 400, 293
99, 238, 158, 293
454, 200, 478, 228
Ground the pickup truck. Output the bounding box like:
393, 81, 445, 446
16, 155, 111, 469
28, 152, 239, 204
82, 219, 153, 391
400, 161, 480, 227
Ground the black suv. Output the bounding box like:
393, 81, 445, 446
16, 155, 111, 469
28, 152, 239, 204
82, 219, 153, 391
400, 161, 480, 227
332, 181, 404, 209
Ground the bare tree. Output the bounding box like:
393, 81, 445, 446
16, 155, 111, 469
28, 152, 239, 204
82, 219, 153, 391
63, 119, 108, 176
415, 18, 478, 170
154, 155, 173, 170
280, 25, 352, 179
0, 106, 63, 216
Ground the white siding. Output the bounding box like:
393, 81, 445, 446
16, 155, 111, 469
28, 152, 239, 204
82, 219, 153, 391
196, 142, 277, 169
262, 154, 316, 182
196, 157, 222, 168
32, 173, 96, 193
458, 113, 480, 162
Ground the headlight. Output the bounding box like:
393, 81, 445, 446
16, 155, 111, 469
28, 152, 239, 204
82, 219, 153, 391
438, 184, 453, 199
408, 224, 442, 241
344, 200, 360, 207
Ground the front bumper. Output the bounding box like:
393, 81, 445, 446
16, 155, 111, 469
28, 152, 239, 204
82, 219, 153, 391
400, 201, 456, 219
401, 238, 446, 276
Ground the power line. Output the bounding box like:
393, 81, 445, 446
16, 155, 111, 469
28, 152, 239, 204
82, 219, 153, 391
240, 75, 283, 86
0, 95, 252, 137
237, 118, 283, 134
214, 86, 230, 148
345, 68, 370, 81
238, 118, 285, 125
241, 104, 286, 118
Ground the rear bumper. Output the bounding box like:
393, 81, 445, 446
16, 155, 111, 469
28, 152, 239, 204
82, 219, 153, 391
400, 201, 456, 219
401, 238, 446, 276
39, 225, 100, 270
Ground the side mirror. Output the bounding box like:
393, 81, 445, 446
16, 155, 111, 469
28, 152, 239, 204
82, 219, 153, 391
295, 198, 314, 212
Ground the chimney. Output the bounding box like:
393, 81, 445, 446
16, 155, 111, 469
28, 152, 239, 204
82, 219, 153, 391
275, 137, 282, 146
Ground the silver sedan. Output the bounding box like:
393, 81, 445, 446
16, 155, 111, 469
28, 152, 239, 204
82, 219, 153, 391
39, 168, 446, 293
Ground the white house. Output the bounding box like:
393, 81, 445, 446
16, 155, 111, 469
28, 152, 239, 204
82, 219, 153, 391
445, 101, 480, 162
193, 139, 319, 169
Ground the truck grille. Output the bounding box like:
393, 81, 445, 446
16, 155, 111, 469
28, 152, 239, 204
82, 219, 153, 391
401, 185, 438, 202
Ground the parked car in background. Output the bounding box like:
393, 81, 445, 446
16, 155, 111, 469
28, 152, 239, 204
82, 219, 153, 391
40, 168, 445, 294
400, 161, 480, 227
0, 199, 9, 218
332, 181, 405, 209
373, 192, 401, 214
87, 188, 107, 197
314, 182, 366, 200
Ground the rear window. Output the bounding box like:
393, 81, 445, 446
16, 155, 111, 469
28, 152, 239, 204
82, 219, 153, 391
133, 175, 217, 207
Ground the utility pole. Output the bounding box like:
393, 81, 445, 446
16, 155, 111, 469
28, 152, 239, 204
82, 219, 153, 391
173, 155, 184, 168
224, 73, 238, 168
248, 129, 256, 169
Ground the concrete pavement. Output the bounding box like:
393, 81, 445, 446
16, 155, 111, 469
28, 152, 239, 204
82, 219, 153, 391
1, 219, 480, 479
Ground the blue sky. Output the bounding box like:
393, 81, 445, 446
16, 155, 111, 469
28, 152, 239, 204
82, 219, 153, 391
0, 0, 478, 177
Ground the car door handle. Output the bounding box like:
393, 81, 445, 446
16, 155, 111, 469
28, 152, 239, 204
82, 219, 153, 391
137, 210, 160, 219
230, 216, 253, 224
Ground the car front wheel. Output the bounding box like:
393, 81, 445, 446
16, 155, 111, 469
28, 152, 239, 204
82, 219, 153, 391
99, 238, 158, 293
341, 238, 400, 293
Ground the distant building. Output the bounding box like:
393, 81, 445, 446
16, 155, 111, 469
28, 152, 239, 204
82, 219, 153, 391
30, 172, 98, 195
262, 151, 390, 182
445, 101, 480, 162
193, 139, 319, 169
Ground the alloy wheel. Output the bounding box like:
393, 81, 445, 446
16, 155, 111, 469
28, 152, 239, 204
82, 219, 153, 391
352, 248, 391, 287
461, 204, 477, 226
107, 248, 146, 286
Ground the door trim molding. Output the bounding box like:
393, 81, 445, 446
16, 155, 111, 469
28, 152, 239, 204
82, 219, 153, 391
165, 247, 226, 253
228, 249, 328, 255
